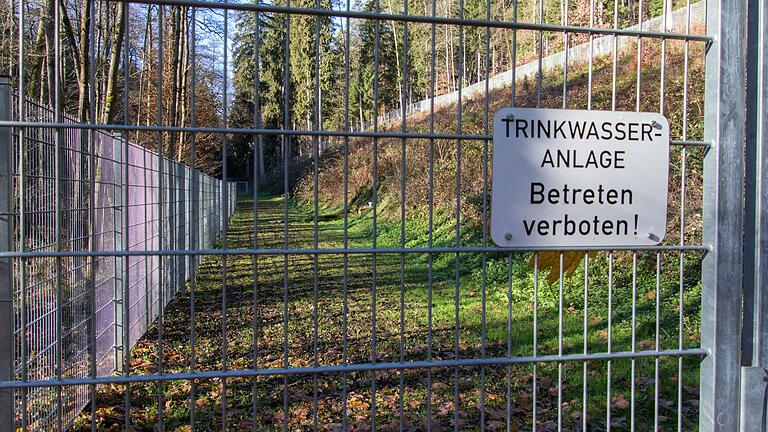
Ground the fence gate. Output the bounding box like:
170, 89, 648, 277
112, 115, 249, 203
0, 0, 764, 429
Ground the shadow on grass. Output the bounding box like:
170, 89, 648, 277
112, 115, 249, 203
75, 195, 702, 432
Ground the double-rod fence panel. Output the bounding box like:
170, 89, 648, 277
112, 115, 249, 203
0, 78, 236, 431
0, 0, 759, 428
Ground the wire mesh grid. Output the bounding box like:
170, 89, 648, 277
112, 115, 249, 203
0, 0, 733, 428
3, 89, 235, 430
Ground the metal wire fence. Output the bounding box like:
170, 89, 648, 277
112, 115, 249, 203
0, 0, 755, 428
0, 81, 236, 430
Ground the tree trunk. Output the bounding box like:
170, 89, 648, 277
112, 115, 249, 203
58, 0, 81, 79
96, 0, 106, 115
178, 8, 189, 162
135, 5, 152, 142
28, 19, 46, 99
101, 1, 127, 124
386, 0, 403, 115
76, 0, 91, 121
358, 92, 364, 128
42, 0, 56, 106
167, 6, 181, 158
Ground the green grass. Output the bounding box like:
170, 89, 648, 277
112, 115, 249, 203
74, 38, 708, 432
75, 193, 703, 431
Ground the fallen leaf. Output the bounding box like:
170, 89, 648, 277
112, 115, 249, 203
612, 394, 630, 409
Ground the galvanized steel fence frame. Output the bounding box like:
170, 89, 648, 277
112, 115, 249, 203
740, 0, 768, 430
0, 0, 764, 429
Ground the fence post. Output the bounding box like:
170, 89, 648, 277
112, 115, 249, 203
699, 0, 747, 429
191, 169, 198, 279
740, 0, 768, 429
177, 161, 186, 294
113, 132, 125, 373
0, 76, 15, 428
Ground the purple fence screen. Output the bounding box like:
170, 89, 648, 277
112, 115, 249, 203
5, 90, 236, 431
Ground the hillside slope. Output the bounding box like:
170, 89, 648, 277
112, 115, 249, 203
296, 40, 705, 250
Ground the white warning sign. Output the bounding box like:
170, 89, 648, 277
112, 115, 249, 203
490, 107, 669, 248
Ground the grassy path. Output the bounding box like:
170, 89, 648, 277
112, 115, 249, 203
76, 195, 702, 431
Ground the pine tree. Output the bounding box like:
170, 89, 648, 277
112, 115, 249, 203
350, 0, 399, 126
231, 4, 284, 179
260, 12, 288, 131
289, 0, 338, 157
230, 9, 268, 179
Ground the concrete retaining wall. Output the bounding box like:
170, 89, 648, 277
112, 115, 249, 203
363, 1, 704, 130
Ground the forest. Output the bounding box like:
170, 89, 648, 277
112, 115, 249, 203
0, 0, 681, 181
